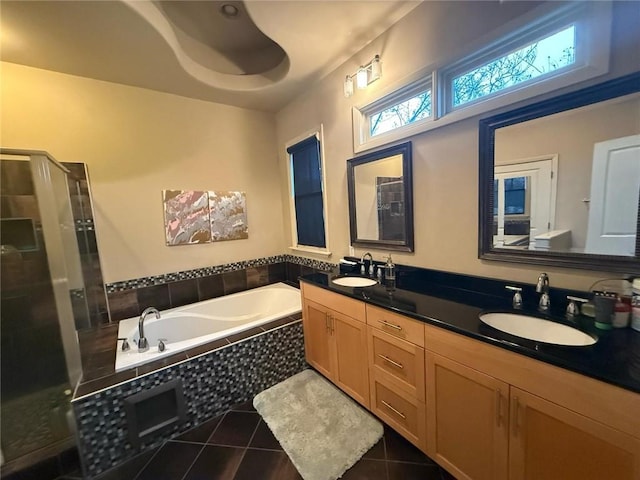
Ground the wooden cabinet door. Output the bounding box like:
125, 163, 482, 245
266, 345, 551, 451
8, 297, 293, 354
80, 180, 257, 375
302, 299, 332, 379
509, 387, 640, 480
332, 310, 369, 408
426, 352, 509, 480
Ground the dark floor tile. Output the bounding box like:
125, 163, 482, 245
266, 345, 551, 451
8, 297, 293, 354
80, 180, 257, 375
233, 449, 301, 480
197, 274, 224, 301
342, 458, 388, 480
248, 420, 281, 450
231, 400, 256, 412
92, 447, 159, 480
208, 411, 260, 447
168, 279, 199, 308
182, 445, 244, 480
362, 438, 385, 460
2, 455, 59, 480
57, 447, 80, 475
384, 426, 432, 464
173, 415, 223, 443
136, 442, 202, 480
387, 462, 441, 480
225, 327, 264, 344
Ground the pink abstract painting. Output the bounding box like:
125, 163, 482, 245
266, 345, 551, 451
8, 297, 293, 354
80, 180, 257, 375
163, 190, 211, 245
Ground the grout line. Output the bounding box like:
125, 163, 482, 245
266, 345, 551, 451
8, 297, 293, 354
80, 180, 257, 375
203, 411, 228, 444
131, 444, 165, 480
177, 444, 207, 480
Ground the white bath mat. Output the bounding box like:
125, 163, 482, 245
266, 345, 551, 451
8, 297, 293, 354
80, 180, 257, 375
253, 369, 383, 480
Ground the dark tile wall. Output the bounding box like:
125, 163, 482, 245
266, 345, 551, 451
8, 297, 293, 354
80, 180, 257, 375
72, 322, 306, 479
0, 160, 69, 399
105, 257, 333, 322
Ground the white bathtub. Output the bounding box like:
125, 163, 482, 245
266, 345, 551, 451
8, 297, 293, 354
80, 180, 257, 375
115, 282, 301, 372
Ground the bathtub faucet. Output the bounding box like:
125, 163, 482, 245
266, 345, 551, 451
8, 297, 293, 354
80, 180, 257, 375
138, 307, 160, 352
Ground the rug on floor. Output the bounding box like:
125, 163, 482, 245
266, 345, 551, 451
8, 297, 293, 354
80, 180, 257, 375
253, 369, 383, 480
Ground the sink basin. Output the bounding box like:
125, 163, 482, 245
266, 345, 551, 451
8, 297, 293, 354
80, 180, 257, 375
479, 313, 597, 346
332, 276, 377, 288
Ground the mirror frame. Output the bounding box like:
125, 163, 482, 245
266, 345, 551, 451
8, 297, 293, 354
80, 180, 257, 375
347, 141, 414, 252
478, 72, 640, 273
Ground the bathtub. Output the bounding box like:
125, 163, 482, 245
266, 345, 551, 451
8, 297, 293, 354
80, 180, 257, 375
115, 282, 301, 372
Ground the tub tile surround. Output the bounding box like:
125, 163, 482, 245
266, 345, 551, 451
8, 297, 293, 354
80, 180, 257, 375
72, 320, 306, 479
104, 255, 334, 322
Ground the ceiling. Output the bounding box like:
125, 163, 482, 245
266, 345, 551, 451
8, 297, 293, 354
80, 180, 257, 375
0, 0, 421, 112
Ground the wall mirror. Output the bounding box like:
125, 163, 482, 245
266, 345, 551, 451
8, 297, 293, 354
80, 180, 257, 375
479, 72, 640, 273
347, 141, 414, 252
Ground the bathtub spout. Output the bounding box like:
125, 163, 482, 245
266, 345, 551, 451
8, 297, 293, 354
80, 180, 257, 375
138, 307, 160, 352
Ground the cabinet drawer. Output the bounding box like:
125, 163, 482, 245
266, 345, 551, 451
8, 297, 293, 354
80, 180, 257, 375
368, 326, 425, 401
370, 371, 426, 451
302, 282, 366, 322
366, 305, 424, 347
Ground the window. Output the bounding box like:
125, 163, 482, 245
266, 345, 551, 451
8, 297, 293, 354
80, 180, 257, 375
370, 90, 431, 137
287, 132, 328, 251
352, 2, 610, 153
453, 26, 576, 108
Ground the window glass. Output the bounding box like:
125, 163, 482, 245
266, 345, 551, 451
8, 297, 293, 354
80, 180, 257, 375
287, 136, 326, 248
370, 90, 432, 137
453, 26, 576, 107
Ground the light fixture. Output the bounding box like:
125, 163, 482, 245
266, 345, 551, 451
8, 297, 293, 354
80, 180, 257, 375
343, 54, 382, 98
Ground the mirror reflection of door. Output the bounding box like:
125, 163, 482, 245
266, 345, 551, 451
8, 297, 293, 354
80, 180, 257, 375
493, 155, 558, 249
377, 177, 404, 241
585, 134, 640, 256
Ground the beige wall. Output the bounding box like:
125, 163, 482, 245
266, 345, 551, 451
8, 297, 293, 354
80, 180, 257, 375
1, 62, 285, 283
275, 1, 640, 290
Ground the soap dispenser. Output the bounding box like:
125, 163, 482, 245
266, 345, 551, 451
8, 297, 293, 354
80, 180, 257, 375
384, 255, 395, 281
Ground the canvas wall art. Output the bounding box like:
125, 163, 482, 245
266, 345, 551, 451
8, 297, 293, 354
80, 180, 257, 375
163, 190, 211, 245
209, 191, 248, 241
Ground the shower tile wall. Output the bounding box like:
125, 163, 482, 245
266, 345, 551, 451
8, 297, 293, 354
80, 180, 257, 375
63, 162, 109, 330
72, 321, 306, 479
0, 159, 71, 462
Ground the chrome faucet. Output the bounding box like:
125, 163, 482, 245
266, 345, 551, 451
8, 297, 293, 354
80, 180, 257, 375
360, 252, 374, 276
138, 307, 160, 352
536, 273, 550, 312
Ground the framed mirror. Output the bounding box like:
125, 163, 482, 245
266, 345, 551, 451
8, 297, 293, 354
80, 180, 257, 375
479, 72, 640, 273
347, 141, 414, 252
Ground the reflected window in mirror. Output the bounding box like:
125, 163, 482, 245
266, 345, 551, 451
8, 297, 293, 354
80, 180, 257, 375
479, 72, 640, 273
348, 142, 414, 252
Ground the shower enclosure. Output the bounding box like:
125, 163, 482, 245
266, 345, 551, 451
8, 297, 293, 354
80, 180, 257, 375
0, 149, 104, 475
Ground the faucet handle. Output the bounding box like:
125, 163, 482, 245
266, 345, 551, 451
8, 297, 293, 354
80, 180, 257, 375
566, 296, 588, 318
118, 337, 130, 352
158, 338, 167, 352
505, 286, 523, 308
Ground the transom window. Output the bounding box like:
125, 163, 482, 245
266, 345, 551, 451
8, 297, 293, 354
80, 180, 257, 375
453, 25, 576, 108
352, 2, 610, 153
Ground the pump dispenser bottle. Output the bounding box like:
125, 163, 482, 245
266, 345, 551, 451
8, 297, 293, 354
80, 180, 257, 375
384, 255, 395, 281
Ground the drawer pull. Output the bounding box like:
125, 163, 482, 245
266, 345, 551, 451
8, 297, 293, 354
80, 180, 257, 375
377, 354, 404, 369
378, 320, 403, 331
381, 400, 406, 419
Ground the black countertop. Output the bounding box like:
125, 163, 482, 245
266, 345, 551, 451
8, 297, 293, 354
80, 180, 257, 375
300, 271, 640, 394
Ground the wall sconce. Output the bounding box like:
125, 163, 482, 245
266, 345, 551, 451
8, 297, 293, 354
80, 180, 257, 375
344, 55, 381, 98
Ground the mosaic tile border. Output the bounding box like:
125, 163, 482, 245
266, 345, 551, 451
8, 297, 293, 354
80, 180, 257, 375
105, 254, 336, 293
72, 322, 306, 479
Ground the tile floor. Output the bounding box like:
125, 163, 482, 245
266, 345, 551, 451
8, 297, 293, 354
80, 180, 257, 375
92, 400, 457, 480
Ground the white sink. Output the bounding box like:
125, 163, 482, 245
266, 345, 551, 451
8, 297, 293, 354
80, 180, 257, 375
479, 312, 597, 346
332, 276, 377, 288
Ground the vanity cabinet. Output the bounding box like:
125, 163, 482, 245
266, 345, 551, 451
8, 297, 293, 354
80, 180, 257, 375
367, 305, 427, 451
301, 283, 369, 408
425, 324, 640, 480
